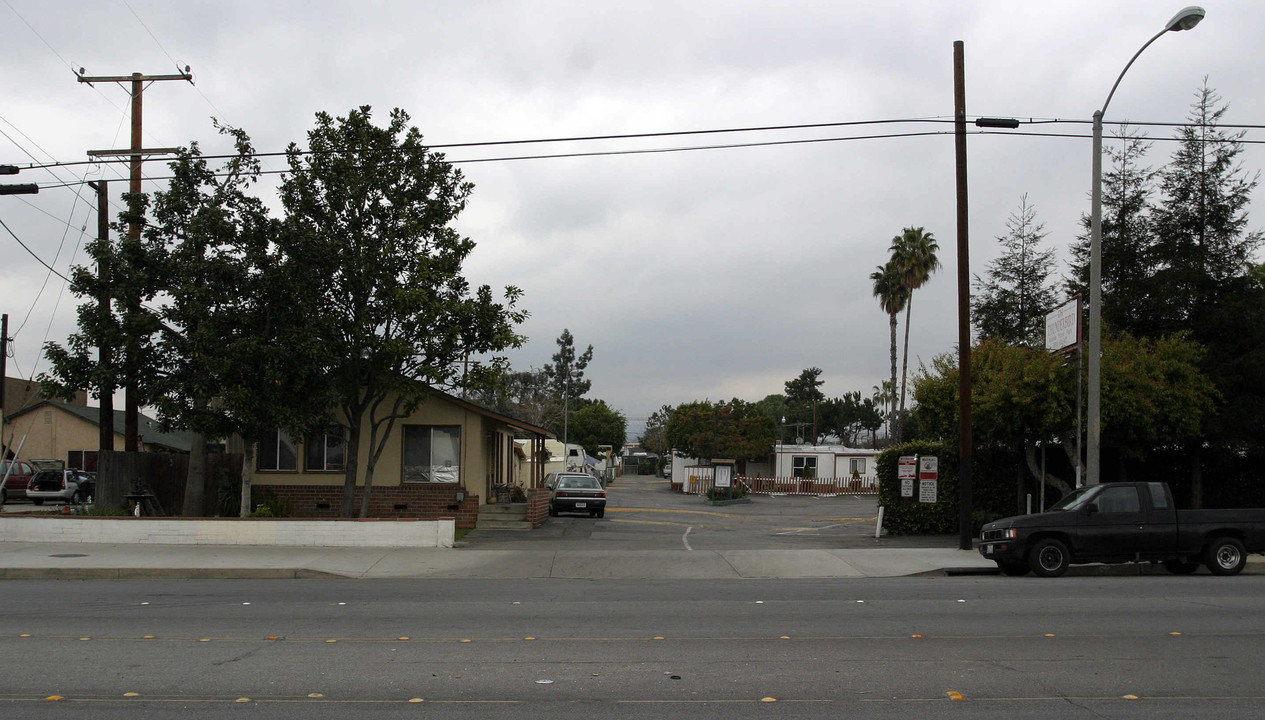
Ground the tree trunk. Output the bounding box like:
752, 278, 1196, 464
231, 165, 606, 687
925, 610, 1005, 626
183, 430, 206, 517
898, 293, 914, 441
1029, 440, 1073, 497
239, 443, 255, 518
340, 419, 362, 518
888, 310, 898, 440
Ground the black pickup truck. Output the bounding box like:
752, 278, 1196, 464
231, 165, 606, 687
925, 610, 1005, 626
979, 481, 1265, 577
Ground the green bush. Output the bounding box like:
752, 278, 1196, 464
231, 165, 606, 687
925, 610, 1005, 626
80, 503, 130, 517
877, 442, 959, 535
706, 483, 748, 501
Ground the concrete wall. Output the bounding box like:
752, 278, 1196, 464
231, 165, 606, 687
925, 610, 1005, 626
0, 516, 455, 548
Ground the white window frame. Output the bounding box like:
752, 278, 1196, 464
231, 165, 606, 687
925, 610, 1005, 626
792, 456, 817, 478
304, 427, 346, 472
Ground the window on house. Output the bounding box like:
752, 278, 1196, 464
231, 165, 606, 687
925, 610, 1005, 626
792, 456, 817, 478
305, 427, 346, 471
850, 458, 866, 475
403, 425, 461, 483
258, 429, 298, 471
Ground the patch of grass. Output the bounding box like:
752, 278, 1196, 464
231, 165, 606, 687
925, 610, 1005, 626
454, 528, 473, 542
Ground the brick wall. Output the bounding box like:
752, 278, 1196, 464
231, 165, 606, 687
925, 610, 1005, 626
526, 487, 550, 528
258, 483, 481, 528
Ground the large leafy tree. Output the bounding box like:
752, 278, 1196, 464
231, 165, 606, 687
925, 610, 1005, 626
568, 400, 627, 458
869, 260, 907, 438
972, 194, 1058, 346
144, 125, 331, 516
915, 334, 1216, 495
666, 399, 775, 462
278, 106, 527, 518
888, 226, 940, 440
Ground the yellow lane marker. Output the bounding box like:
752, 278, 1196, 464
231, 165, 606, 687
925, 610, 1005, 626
235, 697, 250, 703
267, 636, 280, 640
780, 636, 791, 640
143, 635, 155, 639
761, 697, 777, 703
524, 637, 535, 641
19, 634, 30, 638
409, 698, 424, 703
124, 692, 139, 697
653, 636, 665, 640
460, 639, 471, 643
79, 637, 90, 641
44, 696, 63, 702
325, 639, 337, 643
308, 693, 323, 698
911, 635, 923, 639
947, 691, 966, 701
398, 637, 409, 641
1045, 634, 1055, 637
1171, 632, 1182, 636
1124, 695, 1139, 700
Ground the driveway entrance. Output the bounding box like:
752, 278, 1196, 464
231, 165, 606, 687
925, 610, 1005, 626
465, 472, 884, 550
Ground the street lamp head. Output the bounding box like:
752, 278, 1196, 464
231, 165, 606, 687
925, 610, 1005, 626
1165, 6, 1205, 32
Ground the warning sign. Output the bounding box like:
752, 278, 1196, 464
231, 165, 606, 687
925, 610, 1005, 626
919, 456, 938, 481
898, 456, 918, 480
919, 479, 938, 504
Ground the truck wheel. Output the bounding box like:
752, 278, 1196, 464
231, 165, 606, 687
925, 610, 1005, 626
997, 561, 1030, 577
1163, 559, 1200, 575
1204, 538, 1247, 576
1029, 538, 1070, 578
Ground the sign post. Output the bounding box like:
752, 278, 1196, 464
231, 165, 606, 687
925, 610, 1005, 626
898, 455, 917, 498
918, 455, 938, 504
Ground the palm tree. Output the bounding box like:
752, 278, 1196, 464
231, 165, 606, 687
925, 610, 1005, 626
889, 227, 941, 440
870, 262, 907, 441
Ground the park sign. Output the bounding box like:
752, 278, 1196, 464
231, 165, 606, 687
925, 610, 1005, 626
1045, 296, 1081, 352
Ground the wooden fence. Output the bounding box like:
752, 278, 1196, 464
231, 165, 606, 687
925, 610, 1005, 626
682, 471, 878, 497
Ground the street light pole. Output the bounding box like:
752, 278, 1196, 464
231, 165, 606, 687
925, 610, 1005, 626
1087, 6, 1204, 486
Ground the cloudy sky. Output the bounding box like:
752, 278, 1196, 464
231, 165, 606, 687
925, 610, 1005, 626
3, 1, 1264, 438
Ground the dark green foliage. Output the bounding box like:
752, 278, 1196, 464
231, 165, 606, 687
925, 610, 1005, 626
972, 194, 1058, 346
876, 442, 959, 535
666, 399, 775, 461
567, 400, 626, 457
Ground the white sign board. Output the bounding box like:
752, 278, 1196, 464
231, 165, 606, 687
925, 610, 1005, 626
901, 478, 914, 497
714, 464, 732, 488
1045, 300, 1079, 351
919, 479, 938, 504
919, 456, 938, 481
898, 456, 918, 480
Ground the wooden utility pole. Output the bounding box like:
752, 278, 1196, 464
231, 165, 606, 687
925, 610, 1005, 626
87, 181, 114, 453
79, 70, 190, 451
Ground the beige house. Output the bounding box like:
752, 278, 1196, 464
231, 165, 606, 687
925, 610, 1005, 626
252, 387, 553, 522
4, 400, 191, 471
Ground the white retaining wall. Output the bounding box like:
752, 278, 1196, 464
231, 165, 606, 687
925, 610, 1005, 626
0, 517, 454, 548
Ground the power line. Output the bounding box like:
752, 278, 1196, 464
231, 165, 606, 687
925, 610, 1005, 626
0, 216, 72, 283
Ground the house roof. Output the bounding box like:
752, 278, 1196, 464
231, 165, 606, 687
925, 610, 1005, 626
431, 388, 556, 439
9, 400, 194, 453
775, 443, 878, 455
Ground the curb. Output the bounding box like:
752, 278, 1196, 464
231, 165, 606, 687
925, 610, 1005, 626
0, 567, 349, 580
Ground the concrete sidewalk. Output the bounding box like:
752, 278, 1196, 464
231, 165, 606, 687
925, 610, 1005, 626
2, 540, 1260, 580
0, 541, 999, 580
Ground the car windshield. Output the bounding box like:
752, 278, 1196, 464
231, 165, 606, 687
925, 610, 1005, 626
1048, 486, 1096, 512
557, 476, 600, 489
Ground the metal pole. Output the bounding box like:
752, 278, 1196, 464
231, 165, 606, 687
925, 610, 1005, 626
953, 40, 974, 550
1076, 343, 1083, 488
1087, 110, 1103, 486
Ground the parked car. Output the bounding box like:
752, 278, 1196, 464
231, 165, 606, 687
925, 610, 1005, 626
26, 469, 96, 505
546, 472, 607, 518
979, 481, 1265, 577
1, 460, 36, 503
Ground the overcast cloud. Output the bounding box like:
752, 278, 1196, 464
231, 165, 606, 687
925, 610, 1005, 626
3, 1, 1264, 437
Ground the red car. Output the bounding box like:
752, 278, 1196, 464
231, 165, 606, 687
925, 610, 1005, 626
1, 460, 36, 504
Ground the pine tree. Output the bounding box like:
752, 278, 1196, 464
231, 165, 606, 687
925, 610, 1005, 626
1065, 125, 1159, 336
972, 194, 1058, 346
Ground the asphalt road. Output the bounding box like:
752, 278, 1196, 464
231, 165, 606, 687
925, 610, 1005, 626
4, 574, 1265, 719
468, 472, 914, 551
